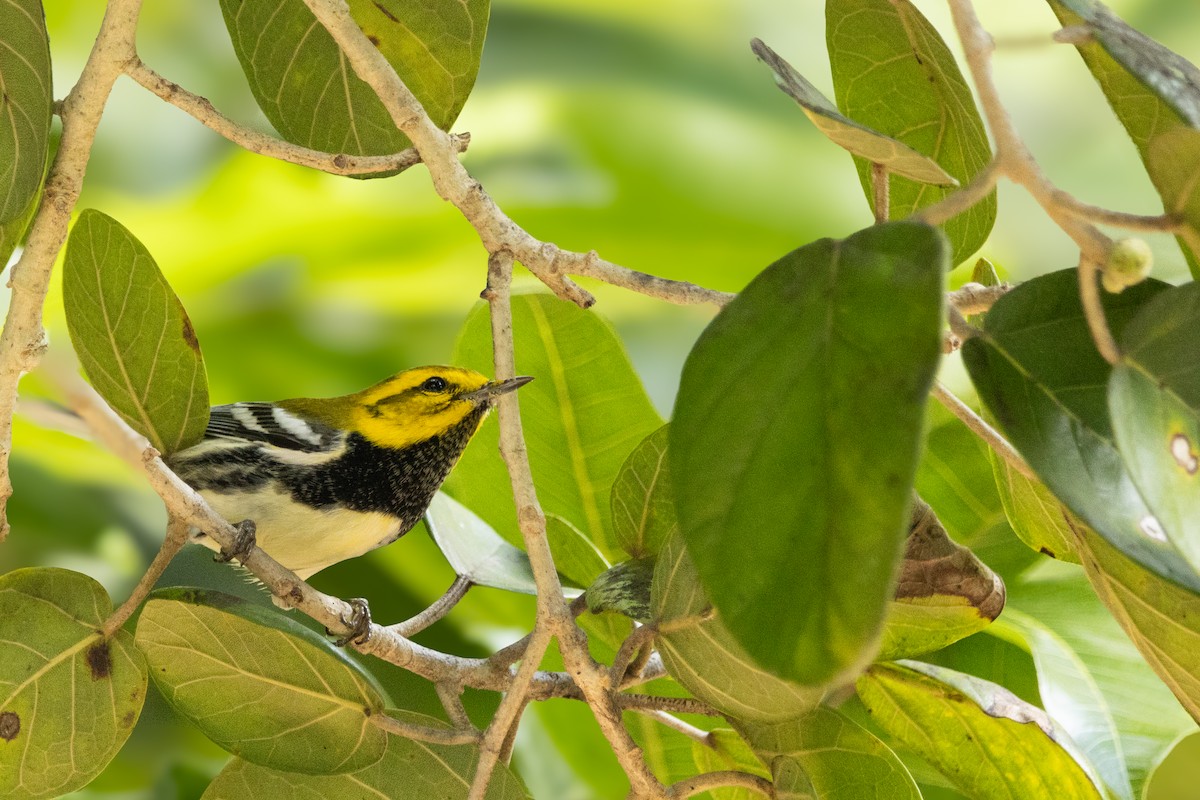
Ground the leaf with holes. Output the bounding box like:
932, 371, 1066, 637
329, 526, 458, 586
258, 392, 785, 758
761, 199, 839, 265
0, 568, 147, 800
737, 706, 920, 800
826, 0, 994, 264
136, 588, 387, 774
671, 222, 944, 686
0, 0, 52, 266
961, 269, 1195, 589
751, 38, 956, 186
447, 293, 663, 580
200, 712, 527, 799
610, 424, 676, 558
859, 661, 1107, 799
219, 0, 487, 164
1109, 281, 1200, 573
62, 210, 209, 455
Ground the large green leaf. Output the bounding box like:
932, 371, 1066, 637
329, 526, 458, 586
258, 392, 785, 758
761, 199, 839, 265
651, 531, 821, 723
1045, 0, 1200, 276
62, 210, 209, 455
751, 38, 956, 186
877, 497, 1005, 661
1145, 129, 1200, 266
990, 610, 1132, 800
0, 568, 147, 800
737, 706, 920, 800
136, 588, 387, 774
691, 729, 771, 800
610, 424, 676, 559
961, 269, 1199, 590
670, 222, 945, 685
0, 0, 52, 266
859, 661, 1106, 799
447, 293, 663, 581
1011, 570, 1195, 798
201, 712, 528, 799
1109, 282, 1200, 573
989, 448, 1081, 564
220, 0, 487, 161
826, 0, 995, 264
1075, 528, 1200, 724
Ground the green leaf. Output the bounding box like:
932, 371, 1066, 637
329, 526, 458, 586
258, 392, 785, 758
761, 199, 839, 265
611, 424, 676, 558
859, 661, 1107, 799
670, 222, 945, 685
1109, 282, 1200, 573
651, 531, 821, 722
62, 210, 209, 455
962, 269, 1200, 591
737, 706, 921, 800
1146, 129, 1200, 265
1075, 527, 1200, 724
0, 568, 147, 800
201, 713, 528, 799
877, 497, 1005, 661
424, 492, 539, 595
826, 0, 995, 264
1144, 731, 1200, 800
136, 588, 387, 774
219, 0, 487, 161
990, 610, 1132, 800
0, 0, 52, 266
1011, 571, 1195, 798
1045, 0, 1200, 276
586, 557, 654, 621
691, 729, 771, 800
988, 447, 1081, 563
447, 293, 663, 578
750, 38, 957, 186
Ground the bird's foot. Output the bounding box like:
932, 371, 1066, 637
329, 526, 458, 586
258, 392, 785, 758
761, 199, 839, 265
331, 597, 372, 647
214, 519, 257, 564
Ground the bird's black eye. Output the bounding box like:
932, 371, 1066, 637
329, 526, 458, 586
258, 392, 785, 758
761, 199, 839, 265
421, 376, 449, 393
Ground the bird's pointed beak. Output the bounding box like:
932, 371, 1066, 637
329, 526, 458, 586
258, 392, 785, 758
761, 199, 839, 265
462, 375, 534, 404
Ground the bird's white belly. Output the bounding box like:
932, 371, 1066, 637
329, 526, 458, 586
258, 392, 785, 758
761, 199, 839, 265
193, 488, 405, 579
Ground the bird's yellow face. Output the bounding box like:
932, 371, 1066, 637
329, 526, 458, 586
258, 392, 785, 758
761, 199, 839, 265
347, 366, 496, 450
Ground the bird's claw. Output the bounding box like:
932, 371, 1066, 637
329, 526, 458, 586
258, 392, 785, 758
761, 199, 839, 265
332, 597, 372, 647
214, 519, 257, 564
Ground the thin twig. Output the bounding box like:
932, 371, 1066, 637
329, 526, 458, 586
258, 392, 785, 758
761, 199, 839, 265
101, 515, 189, 636
1077, 256, 1121, 364
369, 712, 480, 745
436, 682, 474, 730
617, 694, 723, 717
931, 382, 1036, 481
611, 623, 656, 686
123, 58, 469, 176
947, 282, 1010, 316
628, 710, 714, 746
912, 159, 1001, 226
666, 771, 776, 799
387, 575, 473, 638
0, 0, 147, 539
871, 162, 890, 223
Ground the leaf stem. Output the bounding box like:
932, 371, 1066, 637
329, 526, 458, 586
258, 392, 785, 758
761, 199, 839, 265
100, 515, 189, 637
871, 162, 890, 223
931, 382, 1035, 481
386, 575, 472, 638
1077, 256, 1122, 365
666, 771, 776, 799
368, 712, 480, 745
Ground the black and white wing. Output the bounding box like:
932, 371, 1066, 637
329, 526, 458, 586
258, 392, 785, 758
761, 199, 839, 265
204, 402, 342, 453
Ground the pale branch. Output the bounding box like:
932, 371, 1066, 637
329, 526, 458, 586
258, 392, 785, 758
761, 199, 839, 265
369, 712, 481, 746
481, 249, 664, 797
101, 515, 189, 637
299, 0, 727, 313
122, 57, 468, 177
871, 162, 890, 224
912, 159, 1001, 227
611, 622, 657, 686
437, 682, 474, 730
386, 574, 473, 638
631, 710, 714, 746
1076, 256, 1121, 365
616, 694, 723, 717
946, 305, 977, 345
947, 281, 1010, 315
0, 0, 147, 540
931, 381, 1037, 481
667, 771, 777, 799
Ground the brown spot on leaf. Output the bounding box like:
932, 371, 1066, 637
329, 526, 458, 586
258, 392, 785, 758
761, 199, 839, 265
367, 34, 381, 46
86, 641, 112, 679
121, 711, 136, 728
372, 1, 399, 22
0, 711, 19, 741
181, 312, 200, 352
1039, 547, 1056, 558
1170, 433, 1198, 475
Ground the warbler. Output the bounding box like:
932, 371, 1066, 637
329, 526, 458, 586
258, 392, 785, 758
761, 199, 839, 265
167, 366, 531, 583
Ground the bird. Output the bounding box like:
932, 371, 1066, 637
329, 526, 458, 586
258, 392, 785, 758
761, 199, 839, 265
165, 366, 531, 640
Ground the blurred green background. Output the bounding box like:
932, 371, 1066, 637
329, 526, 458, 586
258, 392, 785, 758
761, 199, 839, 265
7, 0, 1200, 797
